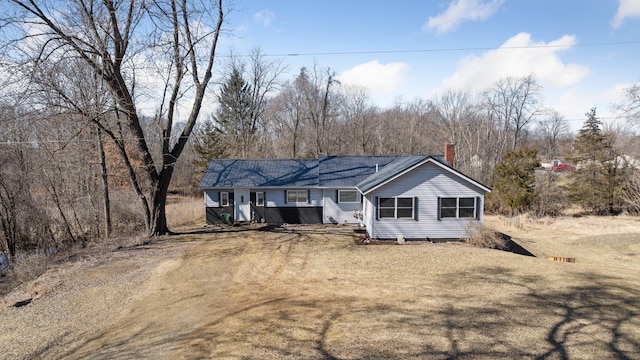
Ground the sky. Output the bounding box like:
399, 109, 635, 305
221, 0, 640, 132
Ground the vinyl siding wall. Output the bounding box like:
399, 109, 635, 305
204, 188, 322, 207
367, 162, 485, 240
204, 189, 232, 207
322, 188, 363, 224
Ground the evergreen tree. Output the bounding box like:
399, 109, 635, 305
488, 147, 540, 215
566, 108, 623, 214
214, 67, 255, 158
192, 117, 228, 183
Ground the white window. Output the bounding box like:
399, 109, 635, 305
287, 190, 308, 203
256, 192, 264, 206
338, 190, 359, 203
378, 197, 414, 219
220, 192, 229, 207
440, 197, 476, 219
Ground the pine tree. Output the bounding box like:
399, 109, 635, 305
214, 67, 255, 158
488, 147, 540, 215
566, 108, 623, 214
192, 117, 228, 183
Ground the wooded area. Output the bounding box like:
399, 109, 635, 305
0, 0, 639, 268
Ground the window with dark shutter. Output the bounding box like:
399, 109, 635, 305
459, 197, 476, 218
396, 198, 414, 218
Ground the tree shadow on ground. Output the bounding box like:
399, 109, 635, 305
55, 269, 640, 359
498, 232, 536, 257
39, 232, 640, 359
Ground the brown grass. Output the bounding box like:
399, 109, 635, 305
1, 216, 639, 359
166, 196, 203, 228
11, 253, 48, 285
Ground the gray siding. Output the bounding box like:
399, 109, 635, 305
367, 162, 485, 240
204, 188, 322, 208
322, 188, 363, 224
262, 188, 323, 207
204, 189, 232, 207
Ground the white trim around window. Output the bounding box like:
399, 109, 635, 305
286, 189, 308, 203
220, 192, 229, 207
378, 197, 414, 219
439, 197, 476, 219
338, 190, 360, 203
256, 192, 264, 206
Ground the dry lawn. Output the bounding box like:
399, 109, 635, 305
0, 216, 639, 359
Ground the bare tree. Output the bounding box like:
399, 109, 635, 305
621, 169, 640, 214
245, 48, 287, 156
379, 99, 436, 155
483, 74, 543, 150
2, 0, 227, 236
268, 73, 307, 157
338, 86, 377, 155
0, 103, 55, 260
536, 109, 570, 159
432, 89, 477, 166
615, 81, 640, 127
296, 65, 340, 157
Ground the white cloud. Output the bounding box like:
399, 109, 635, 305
338, 61, 409, 97
254, 9, 275, 27
424, 0, 504, 34
603, 82, 632, 104
552, 89, 594, 124
611, 0, 640, 28
442, 32, 590, 91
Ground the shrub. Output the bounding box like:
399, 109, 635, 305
12, 253, 48, 285
465, 223, 507, 250
488, 148, 540, 215
531, 171, 568, 217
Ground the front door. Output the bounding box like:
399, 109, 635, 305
234, 188, 251, 222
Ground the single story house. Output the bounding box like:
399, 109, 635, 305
199, 151, 491, 240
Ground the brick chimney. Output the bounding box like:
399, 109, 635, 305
444, 143, 455, 167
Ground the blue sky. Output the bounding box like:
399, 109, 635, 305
222, 0, 640, 131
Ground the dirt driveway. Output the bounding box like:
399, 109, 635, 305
1, 220, 640, 359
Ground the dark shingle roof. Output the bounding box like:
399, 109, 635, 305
198, 155, 453, 189
318, 156, 398, 187
199, 159, 319, 188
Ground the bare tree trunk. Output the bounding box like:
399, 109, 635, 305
96, 126, 111, 239
43, 170, 76, 243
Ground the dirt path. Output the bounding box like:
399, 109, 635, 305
1, 222, 640, 359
